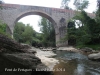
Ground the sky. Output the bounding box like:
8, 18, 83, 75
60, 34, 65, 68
3, 0, 97, 32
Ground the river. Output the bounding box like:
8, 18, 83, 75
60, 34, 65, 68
52, 51, 100, 75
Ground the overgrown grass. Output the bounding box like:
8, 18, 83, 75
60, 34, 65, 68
76, 44, 100, 50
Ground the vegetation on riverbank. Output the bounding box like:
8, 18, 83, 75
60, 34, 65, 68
0, 21, 11, 38
67, 10, 100, 50
76, 44, 100, 50
38, 17, 56, 47
61, 0, 100, 50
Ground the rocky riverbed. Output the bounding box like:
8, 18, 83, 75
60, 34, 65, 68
0, 34, 53, 75
0, 34, 100, 75
31, 47, 59, 69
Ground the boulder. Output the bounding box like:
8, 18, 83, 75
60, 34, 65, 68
21, 49, 36, 54
0, 34, 24, 53
88, 52, 100, 61
0, 53, 53, 75
0, 54, 31, 75
21, 43, 31, 49
52, 48, 56, 51
2, 53, 41, 68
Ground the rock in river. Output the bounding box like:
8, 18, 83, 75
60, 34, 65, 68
88, 52, 100, 61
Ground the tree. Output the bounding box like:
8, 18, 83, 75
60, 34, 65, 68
74, 0, 89, 10
38, 17, 56, 47
22, 24, 34, 45
60, 0, 100, 49
61, 0, 71, 9
13, 22, 25, 42
66, 9, 100, 46
67, 21, 76, 45
13, 22, 37, 45
61, 0, 89, 10
72, 11, 94, 45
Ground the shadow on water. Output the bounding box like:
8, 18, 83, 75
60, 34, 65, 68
53, 51, 100, 75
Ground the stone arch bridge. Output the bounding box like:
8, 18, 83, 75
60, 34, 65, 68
0, 3, 95, 47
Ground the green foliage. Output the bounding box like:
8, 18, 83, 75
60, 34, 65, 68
0, 21, 12, 38
61, 0, 89, 10
13, 22, 37, 45
65, 8, 100, 50
13, 22, 25, 42
22, 24, 34, 45
0, 21, 7, 34
76, 44, 100, 50
73, 11, 92, 44
75, 0, 89, 10
95, 8, 100, 24
38, 17, 56, 47
61, 0, 71, 9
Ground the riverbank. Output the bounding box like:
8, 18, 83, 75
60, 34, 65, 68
57, 47, 100, 61
36, 46, 100, 62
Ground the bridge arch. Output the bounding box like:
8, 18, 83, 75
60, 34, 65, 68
14, 10, 57, 29
14, 11, 59, 35
13, 10, 59, 46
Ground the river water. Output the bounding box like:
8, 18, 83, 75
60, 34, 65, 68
53, 51, 100, 75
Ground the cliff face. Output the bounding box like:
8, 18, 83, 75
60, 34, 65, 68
0, 34, 53, 75
0, 54, 31, 75
0, 34, 30, 53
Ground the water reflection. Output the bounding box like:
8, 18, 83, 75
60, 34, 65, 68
53, 51, 100, 75
53, 60, 77, 75
74, 64, 85, 75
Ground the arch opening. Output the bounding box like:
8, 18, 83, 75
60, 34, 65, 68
13, 11, 58, 47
